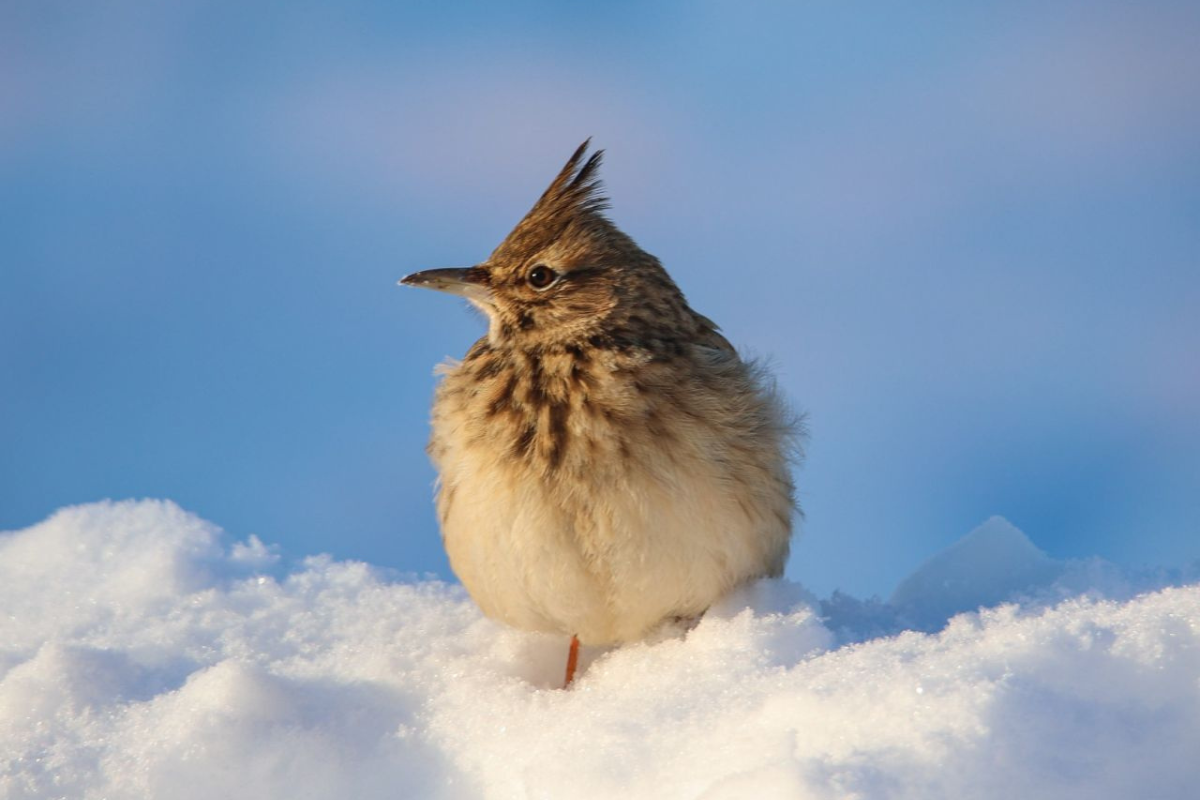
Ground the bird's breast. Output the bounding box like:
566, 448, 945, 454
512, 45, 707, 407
433, 342, 651, 481
426, 340, 794, 644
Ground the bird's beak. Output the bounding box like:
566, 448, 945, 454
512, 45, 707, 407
398, 267, 492, 304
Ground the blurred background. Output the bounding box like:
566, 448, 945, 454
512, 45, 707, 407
2, 1, 1197, 598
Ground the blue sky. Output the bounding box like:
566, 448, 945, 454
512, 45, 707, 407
3, 1, 1198, 597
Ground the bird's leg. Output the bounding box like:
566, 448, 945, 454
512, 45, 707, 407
563, 634, 580, 688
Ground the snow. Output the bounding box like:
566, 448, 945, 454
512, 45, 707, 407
890, 516, 1064, 628
2, 501, 1198, 799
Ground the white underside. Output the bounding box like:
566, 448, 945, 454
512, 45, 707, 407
438, 442, 788, 645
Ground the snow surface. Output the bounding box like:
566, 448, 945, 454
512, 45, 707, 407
2, 501, 1198, 799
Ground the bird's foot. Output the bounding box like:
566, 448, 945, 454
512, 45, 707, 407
670, 613, 703, 632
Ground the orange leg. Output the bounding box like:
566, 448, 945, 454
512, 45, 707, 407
564, 634, 580, 688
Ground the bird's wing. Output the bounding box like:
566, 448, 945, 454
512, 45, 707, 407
692, 312, 737, 355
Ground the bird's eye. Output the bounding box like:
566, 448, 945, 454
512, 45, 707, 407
527, 265, 558, 290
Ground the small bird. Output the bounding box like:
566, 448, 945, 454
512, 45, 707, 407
401, 141, 800, 686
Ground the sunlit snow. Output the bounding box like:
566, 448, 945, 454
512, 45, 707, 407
2, 500, 1198, 799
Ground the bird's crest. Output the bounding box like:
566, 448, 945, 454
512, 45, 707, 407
490, 140, 612, 263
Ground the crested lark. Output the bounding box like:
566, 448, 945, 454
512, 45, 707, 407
401, 142, 800, 684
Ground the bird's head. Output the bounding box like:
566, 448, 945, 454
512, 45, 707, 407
401, 141, 691, 350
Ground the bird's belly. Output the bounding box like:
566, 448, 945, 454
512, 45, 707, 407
438, 447, 788, 645
441, 477, 614, 642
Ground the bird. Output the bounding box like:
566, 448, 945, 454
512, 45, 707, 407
400, 141, 800, 686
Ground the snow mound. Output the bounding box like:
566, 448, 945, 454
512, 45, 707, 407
2, 500, 1198, 799
890, 516, 1064, 629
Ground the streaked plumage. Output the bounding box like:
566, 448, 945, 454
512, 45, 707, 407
403, 141, 801, 657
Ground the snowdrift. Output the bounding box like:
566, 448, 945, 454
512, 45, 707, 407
2, 500, 1198, 799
